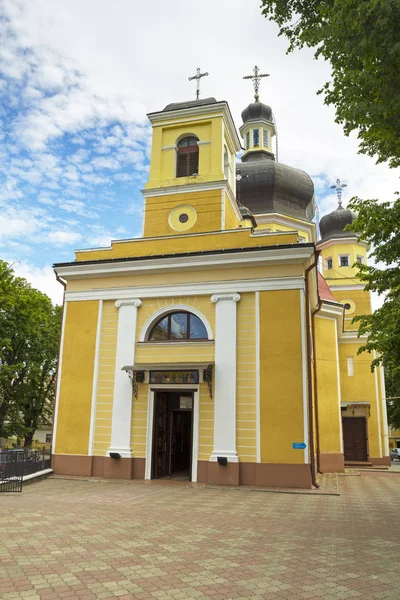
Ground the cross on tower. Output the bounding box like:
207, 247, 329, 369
188, 68, 209, 100
330, 178, 348, 207
243, 65, 270, 102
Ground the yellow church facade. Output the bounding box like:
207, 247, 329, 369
52, 94, 390, 488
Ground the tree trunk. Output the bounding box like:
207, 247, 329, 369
24, 430, 35, 448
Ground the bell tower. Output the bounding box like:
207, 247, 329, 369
317, 181, 371, 330
239, 66, 276, 160
142, 92, 242, 238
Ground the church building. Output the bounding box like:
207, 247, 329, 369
51, 71, 390, 488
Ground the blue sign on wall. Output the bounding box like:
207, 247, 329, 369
292, 442, 307, 449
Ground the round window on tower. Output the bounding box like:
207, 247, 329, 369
168, 205, 197, 232
341, 299, 356, 314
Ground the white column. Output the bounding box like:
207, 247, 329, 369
210, 293, 240, 462
108, 299, 141, 458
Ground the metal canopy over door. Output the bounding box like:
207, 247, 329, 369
342, 417, 368, 462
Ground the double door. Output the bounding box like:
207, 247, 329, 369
152, 392, 193, 479
342, 417, 368, 462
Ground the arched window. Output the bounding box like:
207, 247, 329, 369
176, 137, 199, 178
149, 311, 208, 341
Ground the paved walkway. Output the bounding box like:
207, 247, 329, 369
1, 473, 399, 599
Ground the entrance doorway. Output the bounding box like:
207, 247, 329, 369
152, 391, 193, 480
342, 417, 368, 462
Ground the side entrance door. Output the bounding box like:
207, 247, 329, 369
342, 417, 368, 462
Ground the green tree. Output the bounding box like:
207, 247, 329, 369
260, 0, 400, 167
0, 261, 62, 446
384, 366, 400, 430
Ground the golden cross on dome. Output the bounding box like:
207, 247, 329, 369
330, 178, 348, 207
243, 65, 269, 102
188, 68, 209, 100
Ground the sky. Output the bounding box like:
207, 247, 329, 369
0, 0, 398, 306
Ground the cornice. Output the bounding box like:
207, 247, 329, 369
56, 246, 314, 281
147, 102, 241, 151
142, 179, 228, 198
64, 276, 306, 303
317, 236, 369, 251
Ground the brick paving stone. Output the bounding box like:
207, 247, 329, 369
0, 473, 399, 599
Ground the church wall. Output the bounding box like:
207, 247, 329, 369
66, 263, 304, 293
330, 289, 372, 331
224, 194, 240, 230
146, 116, 225, 189
320, 242, 367, 286
236, 292, 257, 462
198, 383, 214, 461
314, 316, 343, 471
256, 222, 310, 243
74, 229, 299, 262
93, 300, 118, 456
54, 301, 99, 456
143, 189, 223, 237
259, 289, 305, 465
338, 342, 382, 459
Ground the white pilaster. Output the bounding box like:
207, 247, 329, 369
380, 366, 390, 456
210, 293, 240, 463
108, 299, 141, 458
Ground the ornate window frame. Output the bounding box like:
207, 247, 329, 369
139, 304, 214, 342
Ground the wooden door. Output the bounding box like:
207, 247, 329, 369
171, 411, 192, 473
153, 393, 169, 478
343, 417, 368, 462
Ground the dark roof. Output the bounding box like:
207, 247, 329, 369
161, 97, 218, 112
241, 101, 273, 124
237, 151, 315, 221
319, 206, 357, 242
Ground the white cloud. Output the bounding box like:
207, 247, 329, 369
0, 0, 397, 309
12, 261, 64, 305
48, 230, 82, 245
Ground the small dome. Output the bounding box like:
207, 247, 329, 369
241, 102, 272, 124
319, 206, 357, 242
237, 151, 315, 221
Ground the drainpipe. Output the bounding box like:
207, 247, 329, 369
50, 272, 67, 461
304, 250, 320, 489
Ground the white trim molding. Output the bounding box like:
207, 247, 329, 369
88, 300, 103, 456
65, 276, 306, 303
317, 237, 369, 251
108, 298, 142, 459
373, 351, 383, 457
139, 304, 213, 342
57, 247, 314, 281
211, 293, 240, 303
209, 292, 240, 463
379, 366, 389, 456
52, 302, 68, 454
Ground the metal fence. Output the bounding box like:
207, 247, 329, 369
0, 449, 51, 492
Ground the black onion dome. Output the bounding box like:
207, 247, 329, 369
319, 206, 357, 241
241, 102, 272, 124
237, 151, 315, 221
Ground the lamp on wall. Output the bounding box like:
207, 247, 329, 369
110, 452, 121, 459
217, 456, 228, 466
